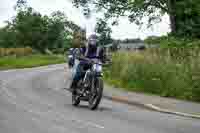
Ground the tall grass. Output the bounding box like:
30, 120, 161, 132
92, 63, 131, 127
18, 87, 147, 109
105, 48, 200, 102
0, 47, 34, 57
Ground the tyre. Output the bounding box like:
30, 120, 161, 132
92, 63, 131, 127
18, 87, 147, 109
88, 78, 103, 110
72, 92, 80, 106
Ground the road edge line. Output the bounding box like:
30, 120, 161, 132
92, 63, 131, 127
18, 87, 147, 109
103, 94, 200, 119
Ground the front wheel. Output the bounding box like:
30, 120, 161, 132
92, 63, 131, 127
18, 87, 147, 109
88, 78, 103, 110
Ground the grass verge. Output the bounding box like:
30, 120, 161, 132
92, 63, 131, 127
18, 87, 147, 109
0, 54, 65, 70
104, 49, 200, 102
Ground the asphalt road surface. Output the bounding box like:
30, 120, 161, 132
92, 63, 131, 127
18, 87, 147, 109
0, 64, 199, 133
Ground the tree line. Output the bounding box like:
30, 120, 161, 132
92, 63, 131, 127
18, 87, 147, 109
0, 0, 82, 54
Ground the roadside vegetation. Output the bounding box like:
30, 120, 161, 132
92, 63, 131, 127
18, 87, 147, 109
0, 0, 81, 70
145, 36, 200, 48
104, 44, 200, 102
0, 47, 34, 56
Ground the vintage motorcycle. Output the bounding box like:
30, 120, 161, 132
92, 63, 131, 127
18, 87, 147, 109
70, 57, 104, 110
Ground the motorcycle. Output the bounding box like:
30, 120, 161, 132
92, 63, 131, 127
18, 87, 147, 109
71, 57, 104, 110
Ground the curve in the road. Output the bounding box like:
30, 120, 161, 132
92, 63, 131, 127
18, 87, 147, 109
0, 64, 200, 133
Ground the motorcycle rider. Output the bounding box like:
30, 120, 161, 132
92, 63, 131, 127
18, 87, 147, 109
70, 34, 105, 93
67, 48, 75, 68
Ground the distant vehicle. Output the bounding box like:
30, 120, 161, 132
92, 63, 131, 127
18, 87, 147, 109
105, 42, 146, 52
118, 42, 146, 51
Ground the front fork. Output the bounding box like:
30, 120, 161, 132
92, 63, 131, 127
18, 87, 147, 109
82, 71, 102, 98
91, 73, 102, 97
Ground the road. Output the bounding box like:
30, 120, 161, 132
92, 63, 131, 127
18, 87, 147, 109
0, 64, 199, 133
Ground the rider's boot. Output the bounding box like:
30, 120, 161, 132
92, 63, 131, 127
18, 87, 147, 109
70, 80, 77, 94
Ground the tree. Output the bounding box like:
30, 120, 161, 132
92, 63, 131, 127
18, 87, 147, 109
13, 7, 50, 52
14, 0, 28, 11
0, 0, 82, 53
175, 0, 200, 37
72, 0, 200, 38
0, 26, 16, 48
95, 18, 112, 46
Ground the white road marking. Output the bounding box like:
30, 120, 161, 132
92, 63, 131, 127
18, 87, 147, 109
84, 121, 105, 129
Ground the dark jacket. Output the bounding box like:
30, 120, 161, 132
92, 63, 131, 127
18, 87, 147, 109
79, 46, 104, 64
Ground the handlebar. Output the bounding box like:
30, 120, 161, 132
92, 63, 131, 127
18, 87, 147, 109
76, 56, 103, 65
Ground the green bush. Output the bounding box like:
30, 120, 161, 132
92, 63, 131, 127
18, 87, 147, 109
105, 49, 200, 102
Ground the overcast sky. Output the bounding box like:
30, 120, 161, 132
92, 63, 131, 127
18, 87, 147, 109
0, 0, 170, 39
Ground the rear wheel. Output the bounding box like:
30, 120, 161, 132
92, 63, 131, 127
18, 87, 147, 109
88, 78, 103, 110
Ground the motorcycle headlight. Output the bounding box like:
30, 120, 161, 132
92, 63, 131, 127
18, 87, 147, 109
93, 64, 102, 72
68, 55, 73, 58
